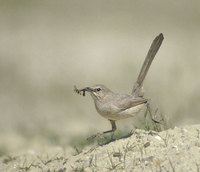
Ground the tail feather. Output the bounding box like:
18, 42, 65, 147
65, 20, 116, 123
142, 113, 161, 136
132, 33, 164, 96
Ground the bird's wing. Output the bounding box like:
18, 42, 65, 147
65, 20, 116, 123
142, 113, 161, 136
113, 95, 148, 112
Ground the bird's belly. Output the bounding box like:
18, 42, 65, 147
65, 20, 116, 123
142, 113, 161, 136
97, 104, 145, 121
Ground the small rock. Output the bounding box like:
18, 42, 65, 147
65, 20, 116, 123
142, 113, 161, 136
144, 142, 150, 148
154, 135, 162, 141
113, 152, 123, 157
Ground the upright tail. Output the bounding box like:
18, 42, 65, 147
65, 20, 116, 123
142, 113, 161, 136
132, 33, 164, 96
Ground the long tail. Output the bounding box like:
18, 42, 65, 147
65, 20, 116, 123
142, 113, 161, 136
132, 33, 164, 96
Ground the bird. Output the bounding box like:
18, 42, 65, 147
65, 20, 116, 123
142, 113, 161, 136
74, 33, 164, 136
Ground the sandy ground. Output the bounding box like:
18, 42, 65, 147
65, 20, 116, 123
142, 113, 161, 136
1, 2, 200, 172
1, 125, 200, 171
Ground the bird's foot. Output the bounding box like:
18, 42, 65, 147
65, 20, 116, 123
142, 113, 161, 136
87, 132, 105, 141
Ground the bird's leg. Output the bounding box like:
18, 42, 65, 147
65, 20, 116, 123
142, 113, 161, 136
87, 120, 116, 141
103, 120, 116, 140
103, 120, 117, 134
146, 102, 161, 124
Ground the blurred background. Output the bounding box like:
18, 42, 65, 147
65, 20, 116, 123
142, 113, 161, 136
0, 0, 200, 155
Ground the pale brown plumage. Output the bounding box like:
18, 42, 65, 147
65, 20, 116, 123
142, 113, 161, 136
75, 33, 164, 135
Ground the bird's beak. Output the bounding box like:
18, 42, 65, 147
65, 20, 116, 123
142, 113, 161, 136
81, 87, 94, 93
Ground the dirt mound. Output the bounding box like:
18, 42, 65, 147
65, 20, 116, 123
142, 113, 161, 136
1, 125, 200, 171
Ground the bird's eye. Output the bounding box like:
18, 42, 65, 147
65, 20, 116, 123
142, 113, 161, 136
96, 88, 101, 91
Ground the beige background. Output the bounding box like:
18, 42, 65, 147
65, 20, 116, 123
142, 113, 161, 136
0, 0, 200, 154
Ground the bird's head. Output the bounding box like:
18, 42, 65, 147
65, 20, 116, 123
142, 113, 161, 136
81, 84, 112, 102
